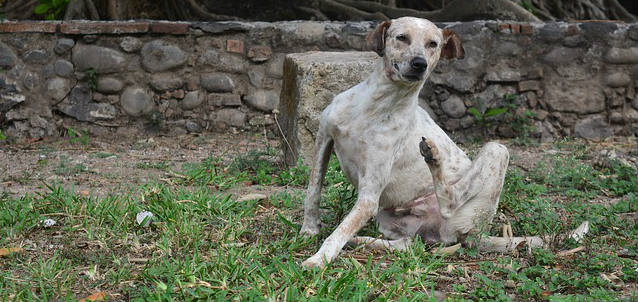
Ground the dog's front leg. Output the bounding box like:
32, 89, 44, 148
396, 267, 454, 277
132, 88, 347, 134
302, 191, 381, 268
300, 130, 334, 236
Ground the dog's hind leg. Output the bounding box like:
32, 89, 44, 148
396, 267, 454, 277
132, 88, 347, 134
419, 138, 590, 250
300, 131, 334, 236
419, 138, 508, 242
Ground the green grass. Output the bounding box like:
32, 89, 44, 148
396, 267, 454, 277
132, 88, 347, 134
1, 141, 637, 301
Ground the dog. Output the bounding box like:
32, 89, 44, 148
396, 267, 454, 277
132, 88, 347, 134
299, 17, 588, 268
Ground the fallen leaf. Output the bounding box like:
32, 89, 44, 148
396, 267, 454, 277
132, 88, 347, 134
237, 193, 267, 202
0, 247, 23, 257
78, 291, 106, 302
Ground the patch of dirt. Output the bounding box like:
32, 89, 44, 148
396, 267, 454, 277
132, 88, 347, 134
0, 132, 281, 198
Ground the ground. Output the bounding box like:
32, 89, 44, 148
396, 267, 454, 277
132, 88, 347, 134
0, 132, 637, 301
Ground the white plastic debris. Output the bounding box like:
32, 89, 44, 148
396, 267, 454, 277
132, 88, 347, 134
136, 211, 154, 227
41, 218, 56, 228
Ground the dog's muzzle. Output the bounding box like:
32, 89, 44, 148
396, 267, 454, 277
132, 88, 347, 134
402, 57, 427, 82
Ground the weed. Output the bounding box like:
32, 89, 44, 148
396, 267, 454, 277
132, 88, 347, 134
34, 0, 69, 20
521, 0, 535, 14
85, 68, 98, 91
66, 127, 90, 146
468, 94, 536, 144
0, 130, 6, 141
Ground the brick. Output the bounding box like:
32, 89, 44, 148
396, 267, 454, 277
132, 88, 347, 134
518, 80, 541, 92
511, 24, 521, 34
226, 39, 244, 54
247, 45, 272, 62
60, 21, 149, 34
150, 22, 189, 35
498, 23, 511, 33
520, 24, 534, 35
0, 21, 57, 33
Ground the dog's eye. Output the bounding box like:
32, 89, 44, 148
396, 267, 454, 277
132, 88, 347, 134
396, 34, 408, 42
428, 41, 438, 48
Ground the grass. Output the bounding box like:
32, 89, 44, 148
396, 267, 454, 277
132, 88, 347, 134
1, 139, 637, 301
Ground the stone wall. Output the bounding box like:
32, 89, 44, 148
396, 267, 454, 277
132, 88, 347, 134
0, 20, 637, 141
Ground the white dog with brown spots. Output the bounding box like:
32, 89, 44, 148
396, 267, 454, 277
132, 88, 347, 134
299, 17, 589, 268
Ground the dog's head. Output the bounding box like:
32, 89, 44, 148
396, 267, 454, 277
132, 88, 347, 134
366, 17, 464, 84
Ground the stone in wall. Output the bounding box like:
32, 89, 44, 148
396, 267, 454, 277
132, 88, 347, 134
201, 73, 234, 92
23, 50, 49, 65
0, 42, 18, 70
72, 45, 127, 73
57, 85, 117, 121
182, 91, 204, 110
120, 87, 154, 117
544, 80, 605, 114
54, 38, 75, 55
54, 60, 74, 78
0, 78, 25, 113
97, 77, 124, 94
244, 89, 279, 113
120, 37, 142, 53
574, 115, 613, 140
140, 40, 187, 73
150, 74, 184, 91
45, 77, 72, 104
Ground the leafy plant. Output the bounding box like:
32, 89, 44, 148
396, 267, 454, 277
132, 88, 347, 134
34, 0, 70, 20
67, 127, 90, 146
86, 68, 98, 91
521, 0, 535, 14
0, 130, 6, 141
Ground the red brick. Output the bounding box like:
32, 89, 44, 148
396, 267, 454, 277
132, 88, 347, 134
60, 21, 149, 34
226, 39, 244, 54
511, 24, 521, 34
150, 22, 189, 35
498, 23, 511, 33
0, 21, 57, 33
520, 24, 534, 35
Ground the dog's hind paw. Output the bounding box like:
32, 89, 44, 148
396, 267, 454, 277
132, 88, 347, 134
299, 224, 320, 237
301, 254, 327, 269
419, 137, 438, 164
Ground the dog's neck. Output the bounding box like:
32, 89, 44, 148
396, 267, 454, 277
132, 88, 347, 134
362, 59, 424, 115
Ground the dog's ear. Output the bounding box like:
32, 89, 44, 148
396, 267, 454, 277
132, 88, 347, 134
366, 21, 391, 57
441, 29, 464, 60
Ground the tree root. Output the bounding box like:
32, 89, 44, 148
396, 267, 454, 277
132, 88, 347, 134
321, 0, 542, 22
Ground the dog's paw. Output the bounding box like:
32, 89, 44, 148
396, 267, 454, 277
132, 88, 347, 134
299, 224, 320, 237
301, 254, 326, 269
419, 137, 438, 164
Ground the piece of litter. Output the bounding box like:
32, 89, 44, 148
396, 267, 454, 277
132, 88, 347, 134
41, 219, 56, 228
136, 211, 154, 227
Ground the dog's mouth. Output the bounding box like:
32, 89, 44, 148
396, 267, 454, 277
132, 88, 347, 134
402, 73, 423, 82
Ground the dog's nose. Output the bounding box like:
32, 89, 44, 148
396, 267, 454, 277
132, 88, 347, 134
410, 57, 427, 72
